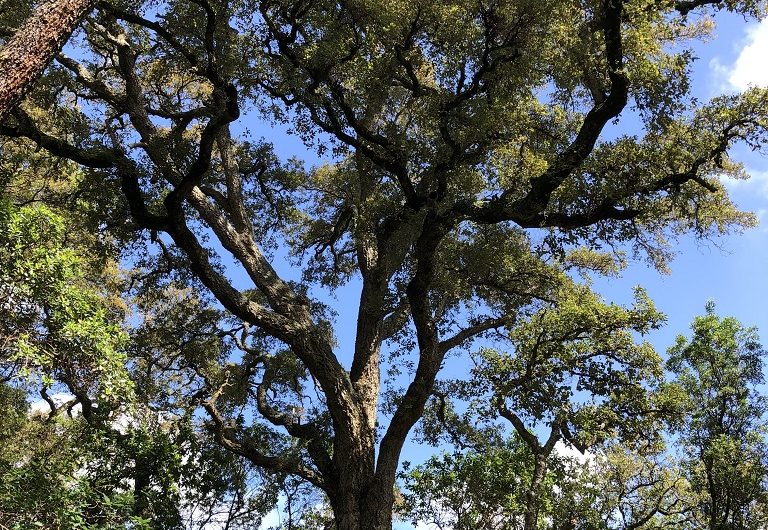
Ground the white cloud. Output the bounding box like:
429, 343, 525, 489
729, 19, 768, 90
719, 169, 768, 198
553, 440, 593, 466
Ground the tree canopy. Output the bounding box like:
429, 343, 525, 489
402, 304, 768, 530
1, 0, 768, 528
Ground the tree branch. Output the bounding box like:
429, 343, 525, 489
438, 317, 509, 355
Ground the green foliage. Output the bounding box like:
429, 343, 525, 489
473, 284, 666, 449
0, 411, 135, 529
400, 438, 533, 530
581, 444, 696, 530
2, 0, 768, 527
0, 200, 132, 404
667, 304, 768, 530
0, 177, 278, 529
400, 438, 697, 530
0, 399, 279, 529
0, 381, 26, 440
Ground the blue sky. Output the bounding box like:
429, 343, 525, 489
594, 12, 768, 354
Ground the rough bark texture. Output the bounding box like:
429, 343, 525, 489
0, 0, 97, 122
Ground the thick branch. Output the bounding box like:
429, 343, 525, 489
438, 317, 509, 355
0, 0, 98, 121
99, 1, 201, 68
0, 110, 117, 169
456, 0, 628, 226
255, 367, 333, 477
375, 213, 449, 481
499, 404, 542, 453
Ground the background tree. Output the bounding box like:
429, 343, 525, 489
399, 437, 535, 530
475, 286, 666, 530
400, 438, 696, 530
0, 0, 767, 529
582, 444, 697, 530
0, 168, 280, 529
405, 306, 768, 530
666, 304, 768, 530
414, 284, 671, 530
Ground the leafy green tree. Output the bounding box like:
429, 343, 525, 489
400, 437, 696, 530
667, 304, 768, 530
1, 0, 767, 528
400, 438, 534, 530
0, 199, 131, 416
577, 444, 697, 530
0, 190, 278, 528
414, 285, 671, 530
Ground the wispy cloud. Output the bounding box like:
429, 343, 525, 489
719, 169, 768, 198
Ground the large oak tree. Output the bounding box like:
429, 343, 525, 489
1, 0, 767, 528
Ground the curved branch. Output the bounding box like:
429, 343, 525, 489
456, 0, 629, 227
203, 381, 326, 489
438, 317, 509, 355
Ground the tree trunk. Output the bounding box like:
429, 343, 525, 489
328, 430, 396, 530
0, 0, 97, 121
331, 483, 395, 530
524, 454, 548, 530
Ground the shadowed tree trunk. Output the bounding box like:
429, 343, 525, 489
0, 0, 97, 121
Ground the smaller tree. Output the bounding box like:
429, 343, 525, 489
399, 437, 534, 530
582, 444, 697, 530
413, 283, 670, 530
0, 194, 280, 529
477, 285, 666, 530
666, 303, 768, 530
400, 436, 697, 530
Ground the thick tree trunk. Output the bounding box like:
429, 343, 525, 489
0, 0, 97, 121
326, 426, 398, 530
331, 482, 394, 530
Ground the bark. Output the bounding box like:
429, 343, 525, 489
524, 454, 549, 530
0, 0, 97, 122
330, 466, 395, 530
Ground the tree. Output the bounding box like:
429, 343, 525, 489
583, 444, 697, 530
0, 177, 279, 529
666, 304, 768, 530
400, 438, 697, 530
479, 286, 666, 530
413, 285, 671, 530
0, 0, 101, 121
0, 0, 767, 528
0, 199, 131, 413
399, 438, 535, 530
